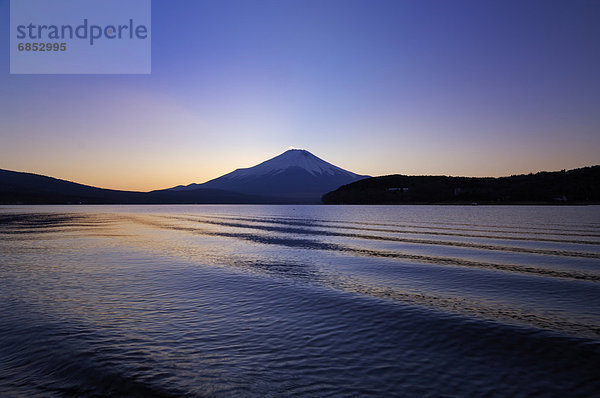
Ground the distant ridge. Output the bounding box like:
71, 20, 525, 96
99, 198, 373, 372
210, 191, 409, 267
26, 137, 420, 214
164, 149, 370, 203
322, 166, 600, 205
0, 169, 272, 204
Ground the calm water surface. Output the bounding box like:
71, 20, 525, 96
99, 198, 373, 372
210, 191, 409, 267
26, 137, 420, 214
1, 205, 599, 397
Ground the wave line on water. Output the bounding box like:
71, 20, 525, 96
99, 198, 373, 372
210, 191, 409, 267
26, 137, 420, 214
159, 215, 600, 260
132, 215, 600, 283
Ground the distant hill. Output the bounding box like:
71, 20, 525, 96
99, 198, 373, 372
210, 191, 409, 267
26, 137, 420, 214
166, 149, 369, 203
0, 169, 272, 204
322, 166, 600, 205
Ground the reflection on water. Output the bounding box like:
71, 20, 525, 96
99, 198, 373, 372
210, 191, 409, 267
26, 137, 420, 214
1, 205, 599, 397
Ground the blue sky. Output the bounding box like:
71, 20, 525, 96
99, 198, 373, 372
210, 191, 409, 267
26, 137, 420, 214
1, 0, 599, 190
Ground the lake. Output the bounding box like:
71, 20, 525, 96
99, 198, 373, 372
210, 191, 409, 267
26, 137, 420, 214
1, 205, 599, 397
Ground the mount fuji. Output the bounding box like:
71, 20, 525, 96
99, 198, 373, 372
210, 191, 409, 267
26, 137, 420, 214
166, 149, 369, 203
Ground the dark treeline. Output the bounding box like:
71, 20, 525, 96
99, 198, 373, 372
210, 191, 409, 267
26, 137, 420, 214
322, 166, 600, 205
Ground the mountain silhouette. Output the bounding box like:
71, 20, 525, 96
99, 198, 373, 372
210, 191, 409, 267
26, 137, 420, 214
165, 149, 370, 203
0, 168, 271, 204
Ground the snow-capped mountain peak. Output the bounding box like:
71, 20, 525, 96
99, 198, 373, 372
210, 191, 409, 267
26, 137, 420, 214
224, 149, 360, 179
168, 149, 369, 202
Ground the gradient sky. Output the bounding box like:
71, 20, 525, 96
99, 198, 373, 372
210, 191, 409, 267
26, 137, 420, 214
1, 0, 599, 191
